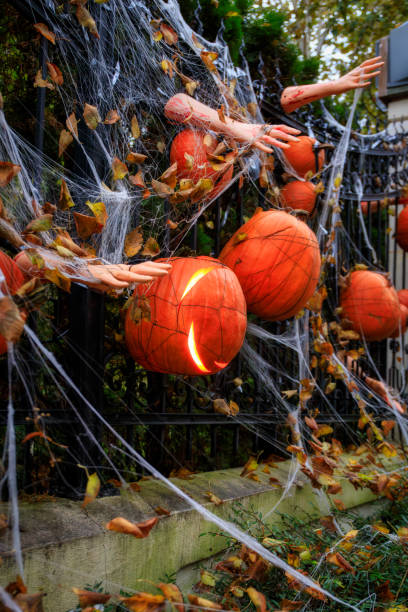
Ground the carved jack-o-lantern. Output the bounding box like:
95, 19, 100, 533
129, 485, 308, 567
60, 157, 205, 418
170, 129, 233, 201
0, 250, 25, 355
219, 210, 321, 321
340, 270, 400, 341
125, 256, 247, 375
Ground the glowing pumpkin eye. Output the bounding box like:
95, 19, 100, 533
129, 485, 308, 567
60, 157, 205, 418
180, 267, 215, 302
188, 322, 209, 373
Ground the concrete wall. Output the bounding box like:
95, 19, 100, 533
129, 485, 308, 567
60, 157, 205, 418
0, 458, 400, 611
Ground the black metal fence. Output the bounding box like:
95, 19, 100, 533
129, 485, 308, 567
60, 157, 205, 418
2, 1, 408, 497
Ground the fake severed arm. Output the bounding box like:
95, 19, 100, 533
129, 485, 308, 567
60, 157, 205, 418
281, 57, 384, 114
14, 251, 171, 292
165, 93, 300, 153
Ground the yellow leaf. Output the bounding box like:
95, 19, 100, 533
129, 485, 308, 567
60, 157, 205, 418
131, 115, 140, 139
86, 201, 107, 226
58, 179, 75, 210
142, 237, 160, 257
124, 227, 143, 257
247, 587, 266, 612
112, 157, 128, 181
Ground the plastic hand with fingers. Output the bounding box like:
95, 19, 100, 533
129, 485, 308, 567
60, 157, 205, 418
86, 261, 172, 291
164, 93, 300, 153
15, 251, 171, 293
224, 121, 301, 153
281, 56, 384, 114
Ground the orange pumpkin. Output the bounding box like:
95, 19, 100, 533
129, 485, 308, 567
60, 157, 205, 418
170, 129, 233, 201
396, 206, 408, 251
398, 289, 408, 309
0, 250, 25, 355
125, 256, 247, 375
280, 181, 317, 214
360, 201, 380, 216
340, 270, 400, 341
390, 303, 408, 337
283, 135, 325, 178
219, 210, 321, 321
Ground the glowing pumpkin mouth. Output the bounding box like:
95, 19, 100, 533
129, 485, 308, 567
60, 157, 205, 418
180, 267, 215, 302
188, 322, 210, 373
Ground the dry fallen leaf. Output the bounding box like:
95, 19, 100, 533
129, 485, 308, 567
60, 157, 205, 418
58, 129, 73, 157
106, 516, 159, 538
0, 297, 25, 343
72, 588, 111, 608
82, 472, 100, 508
112, 157, 128, 181
131, 115, 140, 139
83, 103, 101, 130
120, 592, 165, 612
142, 237, 160, 257
124, 227, 143, 257
0, 161, 21, 187
47, 62, 63, 86
247, 587, 266, 612
104, 109, 120, 124
157, 583, 183, 612
75, 4, 100, 39
34, 23, 56, 44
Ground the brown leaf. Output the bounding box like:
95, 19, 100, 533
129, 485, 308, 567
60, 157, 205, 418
142, 237, 160, 257
381, 420, 395, 437
106, 516, 159, 538
151, 179, 173, 198
154, 506, 171, 516
127, 152, 147, 165
160, 23, 178, 45
104, 110, 120, 124
66, 113, 79, 139
201, 50, 219, 73
315, 424, 333, 438
305, 416, 318, 431
83, 103, 101, 130
75, 5, 100, 38
14, 591, 45, 612
247, 102, 257, 118
120, 592, 165, 612
46, 62, 63, 86
58, 179, 75, 210
33, 23, 55, 44
326, 552, 355, 574
73, 212, 103, 239
0, 161, 21, 187
157, 583, 183, 612
169, 466, 195, 479
58, 129, 73, 157
159, 162, 178, 189
333, 498, 346, 511
217, 105, 227, 124
246, 587, 266, 612
185, 80, 198, 96
53, 231, 88, 257
128, 171, 146, 189
213, 398, 239, 416
72, 588, 111, 608
0, 297, 25, 343
205, 491, 223, 505
33, 70, 54, 90
124, 227, 143, 257
131, 115, 140, 139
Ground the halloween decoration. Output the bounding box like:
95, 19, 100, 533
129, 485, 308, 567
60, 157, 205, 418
340, 270, 400, 341
282, 135, 324, 178
170, 129, 233, 201
281, 181, 317, 214
396, 206, 408, 251
219, 210, 321, 321
125, 256, 247, 375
